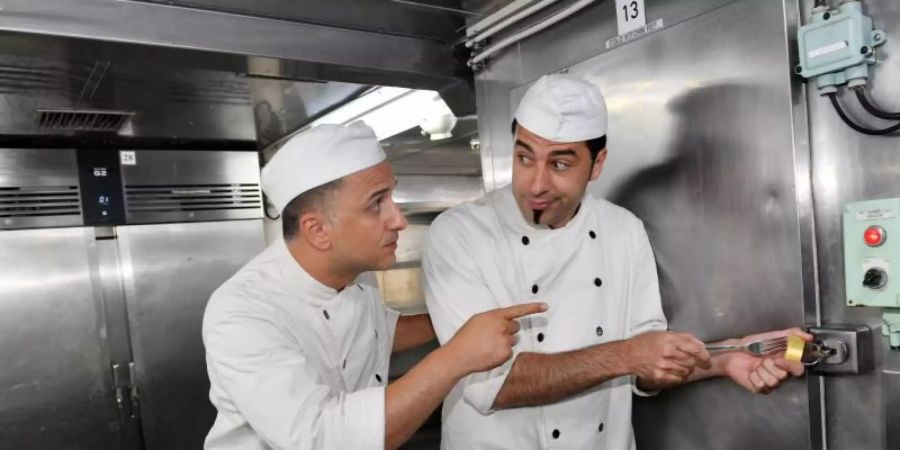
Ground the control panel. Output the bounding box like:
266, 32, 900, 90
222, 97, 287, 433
76, 149, 126, 226
844, 198, 900, 348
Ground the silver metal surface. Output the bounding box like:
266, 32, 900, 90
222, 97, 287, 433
132, 0, 464, 42
0, 0, 471, 146
0, 0, 462, 89
90, 226, 144, 446
0, 48, 256, 141
121, 150, 263, 224
0, 227, 122, 449
885, 365, 900, 450
476, 0, 811, 448
250, 77, 368, 149
118, 219, 265, 450
385, 115, 484, 213
803, 0, 900, 447
0, 148, 83, 229
394, 175, 484, 214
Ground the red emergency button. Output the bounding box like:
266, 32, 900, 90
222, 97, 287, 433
864, 225, 886, 247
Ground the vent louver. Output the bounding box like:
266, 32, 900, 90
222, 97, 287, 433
37, 109, 133, 132
0, 186, 81, 218
124, 184, 262, 213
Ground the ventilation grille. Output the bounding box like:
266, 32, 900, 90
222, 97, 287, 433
125, 184, 262, 213
0, 186, 81, 218
37, 109, 133, 132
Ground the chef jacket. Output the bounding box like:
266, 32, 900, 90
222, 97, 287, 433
423, 186, 667, 449
202, 238, 399, 450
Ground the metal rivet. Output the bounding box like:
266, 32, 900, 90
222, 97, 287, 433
596, 326, 604, 336
552, 429, 560, 439
375, 373, 382, 383
537, 333, 545, 342
522, 236, 530, 245
323, 310, 330, 320
823, 12, 831, 20
599, 422, 604, 432
531, 284, 539, 294
589, 230, 596, 239
594, 278, 602, 287
861, 46, 870, 55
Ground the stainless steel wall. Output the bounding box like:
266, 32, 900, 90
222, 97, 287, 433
475, 0, 815, 448
803, 0, 900, 448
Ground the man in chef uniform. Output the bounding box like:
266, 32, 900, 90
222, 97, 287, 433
202, 123, 547, 450
423, 74, 811, 449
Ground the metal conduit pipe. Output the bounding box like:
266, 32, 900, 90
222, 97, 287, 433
466, 0, 542, 38
469, 0, 598, 66
465, 0, 561, 47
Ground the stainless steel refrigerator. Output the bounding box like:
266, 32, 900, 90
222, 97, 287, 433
0, 148, 265, 449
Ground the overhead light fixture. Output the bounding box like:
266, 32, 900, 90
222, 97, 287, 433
305, 86, 457, 141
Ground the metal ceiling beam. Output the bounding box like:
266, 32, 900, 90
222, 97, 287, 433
0, 0, 467, 90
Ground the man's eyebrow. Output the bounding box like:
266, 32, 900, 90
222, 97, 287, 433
366, 180, 398, 202
367, 187, 391, 202
549, 149, 577, 157
514, 140, 534, 152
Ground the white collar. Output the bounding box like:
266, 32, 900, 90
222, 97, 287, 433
495, 186, 592, 239
274, 238, 340, 305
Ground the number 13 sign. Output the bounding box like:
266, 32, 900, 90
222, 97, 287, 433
615, 0, 646, 36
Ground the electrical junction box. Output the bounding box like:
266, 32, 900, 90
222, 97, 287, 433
844, 198, 900, 348
796, 1, 885, 92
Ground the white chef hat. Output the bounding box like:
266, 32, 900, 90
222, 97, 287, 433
262, 122, 386, 213
514, 74, 608, 143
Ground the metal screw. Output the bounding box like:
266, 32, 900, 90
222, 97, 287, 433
861, 46, 870, 55
824, 12, 831, 20
795, 65, 804, 74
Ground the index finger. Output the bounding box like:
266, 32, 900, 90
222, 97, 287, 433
498, 302, 549, 319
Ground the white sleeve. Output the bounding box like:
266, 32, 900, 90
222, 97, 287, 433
422, 214, 515, 415
627, 220, 669, 396
204, 312, 385, 449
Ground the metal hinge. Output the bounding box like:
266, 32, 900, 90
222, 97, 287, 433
112, 362, 141, 419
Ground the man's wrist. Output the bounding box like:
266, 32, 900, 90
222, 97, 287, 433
590, 339, 634, 378
712, 351, 737, 378
431, 342, 470, 380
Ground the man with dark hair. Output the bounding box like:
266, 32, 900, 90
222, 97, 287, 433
424, 74, 811, 449
202, 123, 547, 450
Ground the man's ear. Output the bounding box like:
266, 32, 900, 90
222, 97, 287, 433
589, 148, 608, 181
298, 211, 333, 251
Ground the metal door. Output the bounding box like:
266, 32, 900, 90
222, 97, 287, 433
0, 227, 122, 449
117, 219, 265, 450
474, 0, 813, 448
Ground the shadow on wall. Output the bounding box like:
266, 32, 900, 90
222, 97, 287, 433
608, 83, 802, 342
